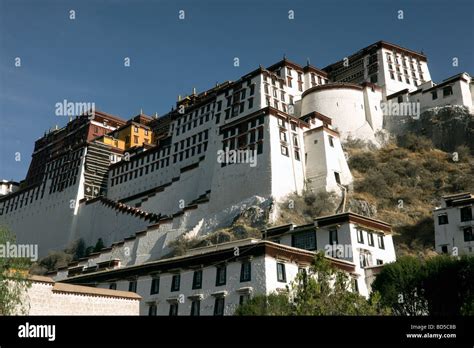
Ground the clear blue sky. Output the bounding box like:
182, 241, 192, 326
1, 0, 473, 181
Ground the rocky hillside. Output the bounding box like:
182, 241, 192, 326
344, 133, 474, 257
384, 105, 474, 153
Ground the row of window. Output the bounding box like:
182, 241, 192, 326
438, 206, 472, 225
49, 169, 79, 194
265, 97, 292, 114
173, 130, 209, 153
388, 71, 421, 86
173, 142, 208, 163
175, 113, 211, 136
114, 261, 254, 297
111, 147, 171, 178
357, 229, 385, 249
116, 260, 288, 295
124, 135, 150, 145
148, 295, 230, 316
385, 52, 423, 72
431, 86, 454, 100
289, 229, 385, 251
0, 185, 43, 214
110, 157, 172, 186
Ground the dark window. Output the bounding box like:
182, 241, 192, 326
192, 270, 203, 289
334, 172, 341, 184
368, 232, 375, 246
292, 230, 316, 250
377, 235, 385, 249
171, 274, 180, 292
190, 300, 200, 316
128, 280, 137, 293
250, 130, 256, 143
438, 214, 449, 225
214, 297, 225, 316
431, 91, 438, 100
169, 303, 178, 316
109, 283, 117, 290
352, 278, 359, 292
328, 136, 334, 147
249, 84, 255, 95
150, 277, 160, 294
281, 145, 289, 157
443, 86, 453, 97
248, 98, 254, 109
329, 229, 338, 245
277, 263, 286, 282
376, 259, 384, 265
216, 265, 226, 286
294, 150, 300, 161
240, 262, 251, 282
148, 304, 157, 316
441, 245, 448, 254
239, 294, 250, 305
460, 207, 472, 222
464, 227, 474, 242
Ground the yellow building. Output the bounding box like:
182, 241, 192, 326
96, 134, 126, 150
113, 121, 152, 149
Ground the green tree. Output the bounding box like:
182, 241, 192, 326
236, 253, 390, 316
371, 256, 427, 315
0, 226, 32, 315
38, 250, 72, 271
234, 293, 293, 315
291, 253, 389, 315
73, 238, 86, 260
421, 255, 474, 315
93, 238, 105, 253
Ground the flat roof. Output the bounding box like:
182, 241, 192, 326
61, 239, 356, 284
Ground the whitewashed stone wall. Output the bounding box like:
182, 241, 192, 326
20, 280, 140, 315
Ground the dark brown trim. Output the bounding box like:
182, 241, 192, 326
315, 212, 392, 233
323, 40, 427, 72
305, 125, 340, 138
300, 111, 332, 126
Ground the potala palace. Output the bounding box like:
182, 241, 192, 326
1, 40, 473, 315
